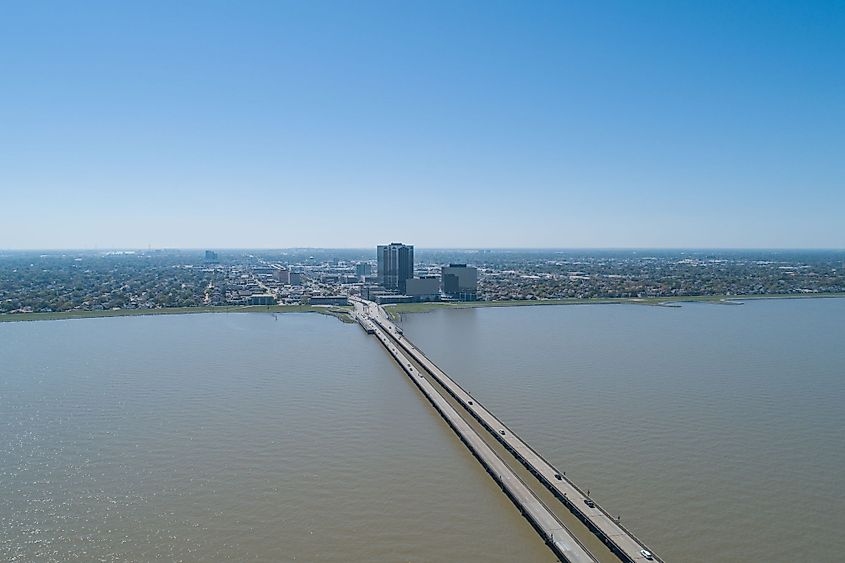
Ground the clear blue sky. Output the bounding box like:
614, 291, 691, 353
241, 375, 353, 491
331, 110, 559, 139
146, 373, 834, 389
1, 0, 843, 249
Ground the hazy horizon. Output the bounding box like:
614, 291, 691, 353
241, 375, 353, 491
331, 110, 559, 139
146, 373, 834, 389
3, 245, 845, 253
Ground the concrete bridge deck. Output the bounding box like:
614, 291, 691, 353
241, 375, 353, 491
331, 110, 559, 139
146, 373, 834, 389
353, 297, 661, 563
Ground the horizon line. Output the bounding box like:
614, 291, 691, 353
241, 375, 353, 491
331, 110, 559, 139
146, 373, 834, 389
2, 246, 845, 252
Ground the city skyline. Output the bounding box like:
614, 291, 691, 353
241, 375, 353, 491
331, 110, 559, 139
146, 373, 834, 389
5, 244, 845, 251
2, 1, 844, 249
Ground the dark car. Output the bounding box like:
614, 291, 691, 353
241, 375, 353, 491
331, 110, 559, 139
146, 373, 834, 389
584, 499, 595, 508
554, 473, 562, 480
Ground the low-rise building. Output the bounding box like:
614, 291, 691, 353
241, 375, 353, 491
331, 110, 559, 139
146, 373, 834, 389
248, 294, 275, 305
441, 264, 478, 300
309, 296, 348, 306
405, 276, 440, 302
361, 286, 391, 302
376, 294, 414, 305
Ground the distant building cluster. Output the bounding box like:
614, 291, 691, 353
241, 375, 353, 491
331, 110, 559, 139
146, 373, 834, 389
3, 248, 843, 316
371, 242, 477, 304
217, 244, 475, 307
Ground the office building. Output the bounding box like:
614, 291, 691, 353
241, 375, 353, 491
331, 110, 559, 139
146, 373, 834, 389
274, 268, 290, 284
405, 276, 440, 302
360, 284, 384, 301
376, 294, 414, 305
355, 262, 372, 277
441, 264, 478, 300
309, 296, 349, 306
248, 294, 275, 305
377, 243, 414, 293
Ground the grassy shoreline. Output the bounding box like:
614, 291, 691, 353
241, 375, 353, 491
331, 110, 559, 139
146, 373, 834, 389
0, 304, 355, 324
382, 292, 845, 320
3, 293, 843, 324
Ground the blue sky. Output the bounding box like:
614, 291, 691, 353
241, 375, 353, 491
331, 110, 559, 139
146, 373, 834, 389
1, 1, 843, 249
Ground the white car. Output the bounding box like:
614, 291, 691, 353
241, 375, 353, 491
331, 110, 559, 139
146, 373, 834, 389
640, 549, 654, 560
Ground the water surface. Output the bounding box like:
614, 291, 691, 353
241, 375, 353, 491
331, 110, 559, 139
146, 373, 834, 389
398, 298, 845, 562
0, 313, 554, 562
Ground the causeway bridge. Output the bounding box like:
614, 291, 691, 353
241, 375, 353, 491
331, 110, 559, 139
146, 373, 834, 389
351, 296, 662, 563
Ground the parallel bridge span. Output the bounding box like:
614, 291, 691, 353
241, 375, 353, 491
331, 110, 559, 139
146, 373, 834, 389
362, 304, 597, 563
352, 297, 662, 563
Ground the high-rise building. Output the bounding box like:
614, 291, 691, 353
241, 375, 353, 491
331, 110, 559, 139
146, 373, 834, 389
441, 264, 478, 300
274, 268, 290, 284
377, 243, 414, 293
355, 262, 372, 277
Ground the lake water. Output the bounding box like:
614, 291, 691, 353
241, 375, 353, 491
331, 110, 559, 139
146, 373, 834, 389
399, 298, 845, 562
2, 299, 843, 562
0, 313, 553, 562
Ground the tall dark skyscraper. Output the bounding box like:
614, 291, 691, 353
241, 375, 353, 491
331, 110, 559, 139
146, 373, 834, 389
377, 243, 414, 293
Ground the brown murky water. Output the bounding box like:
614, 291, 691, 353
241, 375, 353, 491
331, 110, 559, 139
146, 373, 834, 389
399, 298, 845, 562
4, 298, 844, 562
0, 313, 554, 562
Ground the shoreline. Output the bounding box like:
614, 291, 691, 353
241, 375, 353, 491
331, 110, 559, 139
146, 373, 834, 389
0, 304, 355, 324
2, 293, 844, 324
382, 292, 845, 320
